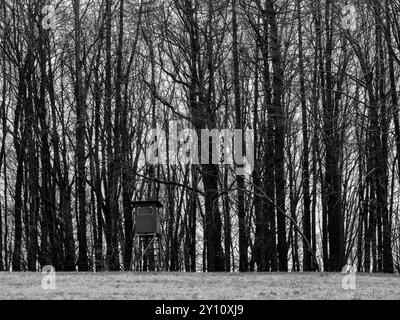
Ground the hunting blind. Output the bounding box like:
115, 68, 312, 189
133, 200, 163, 235
132, 200, 164, 271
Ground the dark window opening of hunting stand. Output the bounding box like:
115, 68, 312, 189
133, 200, 163, 236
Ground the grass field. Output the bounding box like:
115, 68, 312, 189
0, 272, 399, 300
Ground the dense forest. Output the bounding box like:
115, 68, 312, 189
0, 0, 399, 273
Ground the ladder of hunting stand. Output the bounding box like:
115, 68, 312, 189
133, 234, 164, 271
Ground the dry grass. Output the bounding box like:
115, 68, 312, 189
0, 272, 399, 300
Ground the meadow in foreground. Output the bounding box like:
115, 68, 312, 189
0, 272, 399, 300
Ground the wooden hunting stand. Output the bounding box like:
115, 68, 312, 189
132, 200, 164, 271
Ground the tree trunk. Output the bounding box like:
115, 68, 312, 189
266, 0, 287, 271
232, 0, 248, 272
74, 0, 89, 271
297, 0, 312, 272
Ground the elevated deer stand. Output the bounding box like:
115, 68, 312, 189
132, 200, 164, 271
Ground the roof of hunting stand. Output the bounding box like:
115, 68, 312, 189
131, 200, 163, 208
